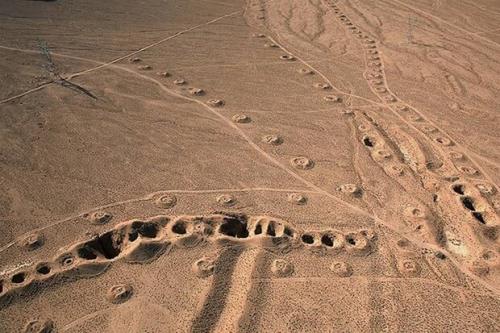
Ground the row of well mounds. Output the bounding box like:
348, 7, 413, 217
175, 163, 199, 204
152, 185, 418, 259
327, 1, 398, 105
2, 214, 380, 303
450, 181, 496, 226
299, 227, 376, 256
0, 214, 297, 302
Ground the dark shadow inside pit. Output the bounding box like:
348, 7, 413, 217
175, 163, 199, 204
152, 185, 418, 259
452, 184, 465, 195
461, 196, 476, 211
77, 245, 98, 260
131, 221, 159, 238
346, 235, 357, 245
472, 212, 486, 224
36, 264, 51, 275
301, 234, 314, 244
172, 221, 187, 234
283, 227, 294, 237
11, 273, 25, 284
363, 136, 374, 147
266, 222, 276, 237
321, 234, 334, 247
83, 230, 124, 260
219, 216, 249, 238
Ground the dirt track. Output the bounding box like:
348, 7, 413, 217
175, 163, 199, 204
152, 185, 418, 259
0, 0, 499, 332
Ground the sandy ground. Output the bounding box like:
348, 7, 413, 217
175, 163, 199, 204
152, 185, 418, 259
0, 0, 500, 332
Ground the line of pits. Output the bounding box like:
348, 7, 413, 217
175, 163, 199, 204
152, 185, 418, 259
355, 116, 500, 273
328, 1, 398, 104
0, 214, 376, 299
329, 1, 489, 182
450, 182, 498, 226
356, 115, 498, 227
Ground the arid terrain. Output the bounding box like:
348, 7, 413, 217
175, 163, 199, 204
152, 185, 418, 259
1, 0, 500, 332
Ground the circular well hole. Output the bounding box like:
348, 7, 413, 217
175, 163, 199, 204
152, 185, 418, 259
11, 272, 26, 284
321, 234, 334, 247
172, 221, 187, 234
301, 234, 314, 244
36, 264, 51, 275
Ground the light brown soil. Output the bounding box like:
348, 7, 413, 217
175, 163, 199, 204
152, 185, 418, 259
0, 0, 499, 332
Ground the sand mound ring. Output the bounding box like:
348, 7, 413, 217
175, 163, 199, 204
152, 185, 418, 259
314, 82, 331, 90
323, 95, 342, 103
338, 183, 362, 197
287, 193, 307, 205
271, 259, 294, 277
157, 71, 170, 77
86, 211, 113, 225
298, 68, 314, 75
232, 114, 251, 124
154, 194, 177, 209
476, 183, 496, 195
23, 319, 54, 333
192, 257, 215, 278
264, 42, 278, 48
290, 157, 314, 170
397, 259, 421, 276
188, 88, 205, 96
279, 54, 295, 61
207, 99, 224, 107
216, 194, 236, 207
330, 261, 352, 277
106, 284, 133, 304
262, 134, 282, 145
173, 79, 186, 85
20, 233, 44, 251
459, 166, 479, 175
344, 232, 371, 255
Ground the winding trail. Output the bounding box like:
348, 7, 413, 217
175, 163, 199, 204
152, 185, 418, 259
0, 2, 498, 298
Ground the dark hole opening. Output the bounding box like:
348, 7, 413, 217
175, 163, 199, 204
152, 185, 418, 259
36, 265, 51, 275
254, 224, 262, 235
362, 136, 374, 147
128, 230, 139, 242
12, 272, 25, 284
301, 234, 314, 244
435, 251, 446, 260
83, 231, 124, 260
321, 234, 334, 247
132, 221, 159, 238
452, 184, 465, 195
172, 221, 187, 234
77, 246, 98, 260
472, 212, 486, 224
0, 280, 3, 294
284, 227, 294, 237
219, 217, 249, 238
267, 222, 276, 237
461, 196, 476, 211
347, 236, 356, 245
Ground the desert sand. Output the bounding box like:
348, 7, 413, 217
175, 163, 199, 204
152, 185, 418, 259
0, 0, 500, 332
